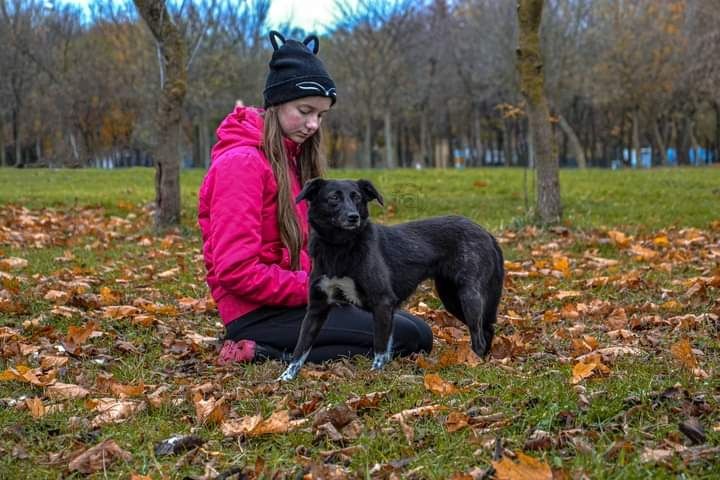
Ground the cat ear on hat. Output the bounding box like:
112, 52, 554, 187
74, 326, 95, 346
303, 34, 319, 54
269, 30, 286, 51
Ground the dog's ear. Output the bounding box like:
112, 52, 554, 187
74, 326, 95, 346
296, 178, 325, 204
357, 179, 384, 206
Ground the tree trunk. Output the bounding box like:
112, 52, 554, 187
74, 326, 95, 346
384, 110, 395, 168
631, 108, 641, 168
12, 108, 22, 167
516, 0, 561, 224
419, 113, 428, 168
558, 113, 586, 168
134, 0, 187, 229
652, 118, 669, 167
502, 119, 512, 166
714, 101, 720, 164
0, 115, 5, 167
362, 113, 372, 169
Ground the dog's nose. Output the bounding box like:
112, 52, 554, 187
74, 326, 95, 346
347, 213, 360, 223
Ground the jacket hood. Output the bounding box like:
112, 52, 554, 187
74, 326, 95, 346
211, 106, 301, 163
211, 106, 264, 162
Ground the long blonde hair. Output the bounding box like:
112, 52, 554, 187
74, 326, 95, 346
262, 107, 325, 270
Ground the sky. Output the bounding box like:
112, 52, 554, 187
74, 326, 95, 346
57, 0, 348, 33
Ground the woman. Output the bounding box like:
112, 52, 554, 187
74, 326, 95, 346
198, 31, 432, 364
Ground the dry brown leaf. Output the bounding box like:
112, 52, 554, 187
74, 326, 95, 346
571, 359, 607, 384
46, 382, 90, 400
608, 230, 631, 248
220, 410, 306, 437
552, 255, 571, 277
492, 452, 553, 480
103, 305, 141, 319
43, 290, 69, 304
157, 267, 180, 279
640, 447, 674, 463
99, 286, 121, 305
629, 244, 658, 261
90, 399, 145, 428
439, 343, 482, 367
606, 308, 628, 330
220, 414, 263, 437
68, 439, 132, 474
554, 290, 583, 300
445, 411, 470, 432
389, 404, 446, 422
670, 338, 699, 370
65, 321, 98, 348
25, 397, 46, 418
653, 235, 670, 247
0, 257, 28, 271
0, 365, 56, 386
40, 355, 69, 370
252, 409, 296, 435
193, 394, 228, 425
110, 381, 145, 398
424, 373, 460, 396
346, 391, 387, 410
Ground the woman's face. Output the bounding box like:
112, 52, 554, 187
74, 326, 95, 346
277, 96, 332, 144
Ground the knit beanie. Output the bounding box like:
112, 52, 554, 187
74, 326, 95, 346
263, 31, 337, 108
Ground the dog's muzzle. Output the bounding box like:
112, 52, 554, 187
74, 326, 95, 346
340, 213, 361, 229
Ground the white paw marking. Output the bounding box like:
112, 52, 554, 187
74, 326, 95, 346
277, 350, 310, 381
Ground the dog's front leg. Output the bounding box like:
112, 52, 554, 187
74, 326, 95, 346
371, 300, 395, 371
278, 300, 330, 381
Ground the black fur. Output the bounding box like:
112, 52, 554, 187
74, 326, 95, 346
278, 178, 504, 380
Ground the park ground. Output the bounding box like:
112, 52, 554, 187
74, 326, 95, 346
0, 166, 719, 479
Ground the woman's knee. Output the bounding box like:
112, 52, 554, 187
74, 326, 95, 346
393, 312, 433, 355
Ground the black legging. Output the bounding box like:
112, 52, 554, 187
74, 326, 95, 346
225, 304, 433, 363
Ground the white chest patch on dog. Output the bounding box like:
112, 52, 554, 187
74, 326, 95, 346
319, 276, 362, 306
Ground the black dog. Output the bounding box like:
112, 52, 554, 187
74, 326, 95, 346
278, 179, 504, 381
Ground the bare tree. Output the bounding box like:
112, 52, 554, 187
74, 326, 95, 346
133, 0, 187, 228
517, 0, 561, 223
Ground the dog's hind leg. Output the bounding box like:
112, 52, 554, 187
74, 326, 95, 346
278, 303, 330, 381
458, 288, 493, 357
370, 300, 395, 371
435, 276, 465, 322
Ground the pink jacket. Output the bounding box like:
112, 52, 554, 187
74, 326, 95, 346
198, 106, 311, 325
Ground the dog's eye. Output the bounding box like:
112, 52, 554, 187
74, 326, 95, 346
350, 192, 360, 201
328, 193, 340, 201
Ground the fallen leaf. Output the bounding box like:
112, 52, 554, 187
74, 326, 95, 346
68, 439, 132, 474
492, 452, 553, 480
90, 399, 145, 428
43, 290, 69, 304
640, 447, 674, 463
46, 382, 90, 400
439, 343, 482, 367
571, 357, 610, 384
220, 414, 263, 437
25, 397, 46, 418
193, 394, 228, 425
608, 230, 631, 248
0, 257, 28, 271
424, 373, 460, 396
445, 411, 470, 432
670, 338, 699, 370
390, 404, 446, 422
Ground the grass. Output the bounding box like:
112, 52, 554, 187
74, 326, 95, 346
1, 165, 719, 230
0, 166, 719, 479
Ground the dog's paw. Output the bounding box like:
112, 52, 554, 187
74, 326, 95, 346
277, 365, 299, 381
371, 352, 391, 371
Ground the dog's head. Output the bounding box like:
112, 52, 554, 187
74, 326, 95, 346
296, 178, 384, 232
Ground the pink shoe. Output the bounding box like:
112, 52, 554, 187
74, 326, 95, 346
217, 339, 256, 365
